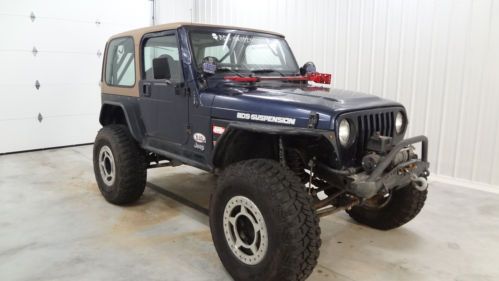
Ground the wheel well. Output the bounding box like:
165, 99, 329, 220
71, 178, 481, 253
213, 130, 277, 168
213, 129, 336, 169
99, 104, 127, 126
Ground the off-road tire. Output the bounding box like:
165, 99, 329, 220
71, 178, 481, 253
347, 185, 428, 230
210, 159, 321, 281
93, 125, 146, 205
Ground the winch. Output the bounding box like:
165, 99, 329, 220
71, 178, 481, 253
362, 134, 417, 174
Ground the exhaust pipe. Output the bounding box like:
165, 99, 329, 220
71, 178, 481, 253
410, 174, 428, 191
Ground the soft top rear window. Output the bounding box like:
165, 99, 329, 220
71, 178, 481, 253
105, 37, 135, 87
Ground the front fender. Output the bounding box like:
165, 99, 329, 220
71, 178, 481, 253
211, 121, 338, 168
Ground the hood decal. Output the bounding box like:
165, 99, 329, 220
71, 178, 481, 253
237, 112, 296, 125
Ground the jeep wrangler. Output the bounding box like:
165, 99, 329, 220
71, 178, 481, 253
93, 22, 429, 281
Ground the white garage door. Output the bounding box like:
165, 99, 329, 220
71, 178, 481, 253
0, 0, 151, 153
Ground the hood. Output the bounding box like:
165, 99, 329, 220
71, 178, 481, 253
207, 83, 403, 130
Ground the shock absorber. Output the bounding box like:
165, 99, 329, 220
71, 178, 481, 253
285, 149, 308, 183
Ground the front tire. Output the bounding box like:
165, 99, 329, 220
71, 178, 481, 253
93, 125, 146, 205
346, 185, 428, 230
210, 159, 321, 281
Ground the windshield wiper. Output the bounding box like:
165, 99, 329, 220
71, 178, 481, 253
217, 67, 246, 77
251, 69, 285, 77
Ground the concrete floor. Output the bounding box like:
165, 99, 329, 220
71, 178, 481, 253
1, 145, 498, 281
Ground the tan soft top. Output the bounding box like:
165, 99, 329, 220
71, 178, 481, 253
102, 22, 284, 97
109, 22, 284, 42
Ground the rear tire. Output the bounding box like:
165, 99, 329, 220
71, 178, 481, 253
346, 185, 428, 230
210, 159, 321, 281
93, 125, 146, 205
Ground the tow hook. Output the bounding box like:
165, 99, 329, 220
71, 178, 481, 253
410, 174, 428, 191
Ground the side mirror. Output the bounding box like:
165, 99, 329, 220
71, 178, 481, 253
153, 57, 171, 80
300, 62, 317, 75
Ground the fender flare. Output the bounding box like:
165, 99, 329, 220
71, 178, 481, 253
211, 122, 338, 168
99, 101, 145, 143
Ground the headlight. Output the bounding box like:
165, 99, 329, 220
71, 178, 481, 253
395, 112, 405, 134
338, 119, 351, 146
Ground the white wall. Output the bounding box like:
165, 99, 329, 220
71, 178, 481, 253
157, 0, 499, 189
0, 0, 151, 153
155, 0, 193, 24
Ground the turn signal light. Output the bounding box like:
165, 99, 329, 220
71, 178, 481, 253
213, 125, 225, 135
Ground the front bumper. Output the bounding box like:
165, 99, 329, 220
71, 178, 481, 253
318, 135, 430, 199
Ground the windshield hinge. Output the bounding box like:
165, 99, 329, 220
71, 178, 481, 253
308, 112, 319, 128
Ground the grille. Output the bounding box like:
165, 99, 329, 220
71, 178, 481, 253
337, 108, 403, 166
356, 111, 395, 150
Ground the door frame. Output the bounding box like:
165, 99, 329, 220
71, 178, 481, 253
138, 29, 191, 147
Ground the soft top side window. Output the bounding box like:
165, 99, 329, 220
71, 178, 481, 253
143, 34, 184, 83
105, 37, 135, 87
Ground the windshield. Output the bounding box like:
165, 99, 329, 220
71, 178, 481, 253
189, 31, 299, 75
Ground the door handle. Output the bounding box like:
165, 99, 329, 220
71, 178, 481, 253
142, 84, 151, 97
175, 86, 190, 96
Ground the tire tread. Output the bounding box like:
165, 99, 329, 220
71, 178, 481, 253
93, 125, 146, 205
347, 186, 428, 230
216, 159, 321, 281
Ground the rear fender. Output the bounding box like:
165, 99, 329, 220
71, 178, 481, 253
99, 100, 145, 143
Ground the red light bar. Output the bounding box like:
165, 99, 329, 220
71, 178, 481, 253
224, 76, 308, 82
224, 73, 332, 84
224, 76, 260, 82
306, 72, 332, 84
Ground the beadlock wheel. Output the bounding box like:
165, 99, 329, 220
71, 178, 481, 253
223, 196, 268, 265
98, 145, 115, 186
210, 159, 321, 281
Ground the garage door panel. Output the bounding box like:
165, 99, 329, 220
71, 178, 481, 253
0, 53, 102, 85
32, 54, 103, 85
0, 85, 40, 120
0, 17, 106, 52
0, 84, 101, 120
0, 0, 149, 153
30, 21, 108, 52
0, 114, 100, 153
37, 84, 101, 117
31, 0, 107, 21
0, 17, 34, 50
0, 0, 149, 26
0, 84, 100, 123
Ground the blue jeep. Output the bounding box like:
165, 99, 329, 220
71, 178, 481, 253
93, 22, 430, 281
